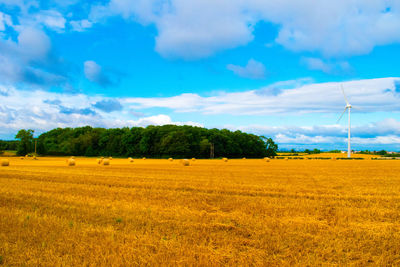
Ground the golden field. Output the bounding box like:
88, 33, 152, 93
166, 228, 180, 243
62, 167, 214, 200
1, 157, 400, 266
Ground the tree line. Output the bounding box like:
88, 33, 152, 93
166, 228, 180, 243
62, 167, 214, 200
0, 140, 18, 151
11, 125, 278, 158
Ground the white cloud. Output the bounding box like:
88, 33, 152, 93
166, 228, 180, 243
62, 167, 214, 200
254, 0, 400, 57
301, 57, 352, 74
131, 114, 202, 128
87, 0, 400, 59
89, 0, 253, 59
124, 77, 400, 115
0, 6, 75, 87
227, 59, 266, 79
89, 0, 160, 24
84, 60, 112, 86
35, 10, 66, 32
0, 11, 12, 31
84, 61, 101, 81
18, 27, 51, 59
0, 26, 64, 86
70, 19, 93, 32
301, 57, 332, 73
154, 0, 254, 59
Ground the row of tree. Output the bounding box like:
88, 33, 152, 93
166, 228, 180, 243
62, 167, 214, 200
0, 140, 18, 151
13, 125, 278, 158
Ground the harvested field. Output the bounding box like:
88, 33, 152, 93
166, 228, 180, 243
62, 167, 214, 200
1, 157, 400, 265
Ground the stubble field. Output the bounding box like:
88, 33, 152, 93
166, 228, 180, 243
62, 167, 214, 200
1, 157, 400, 266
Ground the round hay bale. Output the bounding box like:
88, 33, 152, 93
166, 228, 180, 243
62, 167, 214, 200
1, 159, 9, 166
33, 156, 37, 160
67, 158, 75, 166
285, 158, 288, 161
168, 158, 173, 162
70, 156, 75, 159
97, 158, 103, 164
142, 157, 146, 160
242, 157, 246, 160
222, 157, 228, 162
109, 157, 112, 160
265, 158, 270, 162
20, 157, 24, 160
101, 157, 104, 159
181, 159, 190, 166
25, 155, 28, 158
191, 158, 196, 161
102, 159, 110, 166
129, 158, 134, 163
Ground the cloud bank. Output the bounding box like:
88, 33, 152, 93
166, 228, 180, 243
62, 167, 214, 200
0, 85, 202, 138
1, 78, 400, 150
124, 77, 400, 115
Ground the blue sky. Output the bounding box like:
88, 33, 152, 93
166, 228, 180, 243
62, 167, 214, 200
1, 0, 400, 151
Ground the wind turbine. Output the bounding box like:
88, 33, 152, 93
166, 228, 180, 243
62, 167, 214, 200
337, 84, 352, 158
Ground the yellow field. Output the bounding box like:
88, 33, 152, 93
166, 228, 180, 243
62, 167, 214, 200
1, 157, 400, 266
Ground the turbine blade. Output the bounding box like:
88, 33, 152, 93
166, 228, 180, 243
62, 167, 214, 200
351, 105, 361, 110
341, 84, 350, 105
337, 107, 347, 123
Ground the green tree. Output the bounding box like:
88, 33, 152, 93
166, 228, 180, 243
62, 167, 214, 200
262, 136, 278, 158
15, 129, 34, 156
312, 148, 321, 154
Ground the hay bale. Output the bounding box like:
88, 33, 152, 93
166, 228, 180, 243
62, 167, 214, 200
70, 156, 75, 159
142, 157, 146, 160
67, 158, 75, 166
1, 159, 9, 166
97, 158, 103, 164
265, 157, 270, 162
25, 155, 28, 158
242, 157, 246, 160
191, 158, 196, 161
20, 157, 24, 160
128, 157, 134, 163
168, 158, 173, 162
109, 157, 112, 160
102, 159, 110, 166
181, 159, 190, 166
33, 156, 37, 160
222, 157, 228, 162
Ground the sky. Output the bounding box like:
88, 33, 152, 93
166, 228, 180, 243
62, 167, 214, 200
1, 0, 400, 151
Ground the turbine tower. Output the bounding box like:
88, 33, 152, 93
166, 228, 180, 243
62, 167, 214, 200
337, 85, 352, 158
